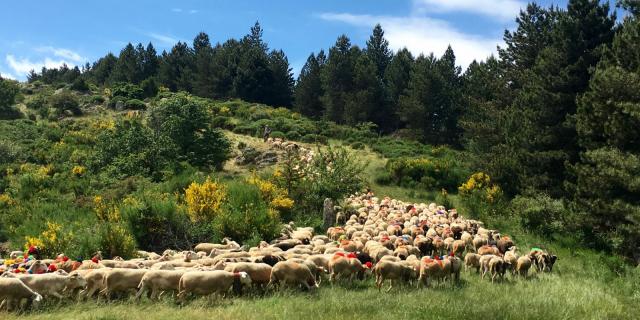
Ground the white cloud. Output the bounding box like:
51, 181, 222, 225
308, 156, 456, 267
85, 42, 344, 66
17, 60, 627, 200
145, 32, 179, 45
171, 8, 182, 13
412, 0, 525, 21
189, 9, 198, 14
319, 13, 500, 69
36, 46, 85, 62
0, 70, 17, 80
6, 54, 80, 76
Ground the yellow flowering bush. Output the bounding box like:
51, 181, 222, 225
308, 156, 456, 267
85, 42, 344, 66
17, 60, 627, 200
24, 222, 73, 257
98, 222, 136, 258
94, 195, 121, 222
0, 193, 15, 207
458, 172, 506, 218
184, 177, 227, 221
72, 165, 86, 176
247, 174, 294, 211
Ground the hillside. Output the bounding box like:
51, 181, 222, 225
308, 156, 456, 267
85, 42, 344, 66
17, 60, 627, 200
0, 83, 639, 319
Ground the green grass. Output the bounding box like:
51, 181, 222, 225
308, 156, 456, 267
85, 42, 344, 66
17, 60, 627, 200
3, 227, 639, 320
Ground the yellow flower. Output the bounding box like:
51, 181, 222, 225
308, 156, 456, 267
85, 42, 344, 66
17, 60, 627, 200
184, 177, 227, 221
0, 193, 15, 207
72, 165, 86, 176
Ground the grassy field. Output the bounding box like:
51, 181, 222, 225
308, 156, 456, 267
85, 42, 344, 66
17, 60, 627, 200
4, 229, 639, 320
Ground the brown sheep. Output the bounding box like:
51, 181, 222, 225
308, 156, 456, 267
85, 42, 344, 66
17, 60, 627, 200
373, 260, 416, 292
0, 277, 43, 311
224, 262, 272, 288
418, 257, 451, 288
177, 271, 251, 302
478, 245, 499, 256
268, 260, 318, 290
516, 256, 532, 277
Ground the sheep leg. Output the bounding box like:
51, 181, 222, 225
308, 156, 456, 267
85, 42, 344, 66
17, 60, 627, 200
134, 286, 145, 301
386, 279, 394, 292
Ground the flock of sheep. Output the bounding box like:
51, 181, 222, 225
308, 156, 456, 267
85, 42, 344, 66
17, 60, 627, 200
0, 193, 558, 312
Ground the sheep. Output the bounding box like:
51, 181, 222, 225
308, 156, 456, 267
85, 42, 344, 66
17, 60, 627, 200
504, 247, 519, 275
224, 262, 272, 288
418, 257, 451, 288
17, 272, 86, 299
516, 256, 532, 278
485, 256, 506, 282
478, 245, 499, 256
268, 260, 318, 290
328, 253, 365, 282
464, 253, 482, 273
100, 268, 148, 301
0, 277, 43, 312
373, 260, 416, 292
135, 270, 186, 300
80, 268, 112, 299
177, 271, 251, 302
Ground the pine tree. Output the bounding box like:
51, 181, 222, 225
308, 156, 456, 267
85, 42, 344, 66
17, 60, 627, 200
140, 43, 159, 80
90, 53, 117, 85
365, 24, 392, 80
571, 16, 640, 259
158, 42, 194, 92
321, 35, 356, 124
234, 24, 273, 103
512, 0, 616, 196
110, 43, 142, 84
294, 52, 325, 118
266, 49, 294, 107
344, 54, 383, 125
192, 32, 216, 98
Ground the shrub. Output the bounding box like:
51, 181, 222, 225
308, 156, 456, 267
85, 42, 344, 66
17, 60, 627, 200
458, 172, 507, 220
125, 99, 146, 110
270, 131, 286, 140
140, 77, 159, 98
110, 82, 144, 100
184, 177, 226, 222
25, 94, 48, 110
107, 96, 126, 109
374, 171, 392, 185
70, 78, 90, 92
301, 134, 328, 144
350, 141, 365, 150
49, 90, 81, 116
286, 130, 301, 141
213, 182, 281, 244
148, 93, 231, 169
97, 222, 136, 258
385, 157, 466, 191
511, 194, 568, 236
89, 95, 105, 104
212, 116, 235, 130
23, 221, 73, 258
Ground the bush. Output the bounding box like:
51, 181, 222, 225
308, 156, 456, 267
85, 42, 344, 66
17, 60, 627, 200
301, 134, 328, 144
25, 94, 48, 110
111, 82, 144, 100
140, 78, 159, 98
212, 116, 235, 130
49, 90, 81, 116
97, 222, 136, 258
458, 172, 507, 220
511, 194, 568, 236
270, 131, 286, 139
212, 182, 281, 244
286, 130, 301, 141
184, 177, 226, 222
148, 93, 231, 169
107, 96, 127, 109
350, 141, 366, 150
125, 99, 146, 110
385, 157, 466, 191
89, 95, 105, 104
70, 78, 89, 92
374, 171, 392, 185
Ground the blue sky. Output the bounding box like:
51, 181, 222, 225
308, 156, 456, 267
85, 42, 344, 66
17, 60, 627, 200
0, 0, 620, 81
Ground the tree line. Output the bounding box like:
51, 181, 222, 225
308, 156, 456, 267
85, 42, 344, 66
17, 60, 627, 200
19, 0, 640, 260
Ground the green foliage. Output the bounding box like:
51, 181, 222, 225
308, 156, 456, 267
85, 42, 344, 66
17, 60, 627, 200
511, 194, 569, 236
213, 181, 281, 243
49, 90, 81, 116
125, 99, 146, 110
148, 93, 231, 170
70, 77, 90, 92
301, 134, 328, 144
270, 131, 286, 139
111, 82, 144, 100
385, 156, 467, 191
0, 77, 22, 119
91, 119, 177, 180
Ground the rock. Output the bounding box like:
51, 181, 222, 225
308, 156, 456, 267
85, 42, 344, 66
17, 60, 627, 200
323, 198, 335, 231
